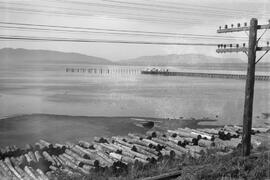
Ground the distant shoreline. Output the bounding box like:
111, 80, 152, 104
0, 113, 166, 122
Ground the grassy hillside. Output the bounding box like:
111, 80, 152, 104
55, 146, 269, 180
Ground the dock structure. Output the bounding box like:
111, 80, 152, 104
0, 126, 269, 179
141, 70, 270, 81
66, 67, 142, 75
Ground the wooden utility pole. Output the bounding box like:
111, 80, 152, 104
216, 18, 270, 156
242, 18, 257, 156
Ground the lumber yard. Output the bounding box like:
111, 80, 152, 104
0, 126, 269, 180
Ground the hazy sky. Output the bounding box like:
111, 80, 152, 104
1, 0, 270, 61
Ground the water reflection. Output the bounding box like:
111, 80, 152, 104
0, 64, 269, 129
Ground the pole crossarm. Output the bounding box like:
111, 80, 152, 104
217, 23, 270, 33
216, 46, 270, 53
216, 47, 247, 53
217, 26, 249, 33
257, 46, 270, 51
258, 24, 270, 30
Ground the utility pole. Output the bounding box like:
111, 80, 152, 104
217, 18, 270, 156
242, 19, 257, 156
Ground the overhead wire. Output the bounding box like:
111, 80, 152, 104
0, 22, 252, 41
0, 35, 219, 46
46, 0, 269, 18
0, 26, 254, 43
0, 6, 201, 26
1, 0, 269, 29
143, 0, 269, 15
2, 1, 197, 21
2, 1, 268, 26
0, 2, 202, 25
0, 1, 268, 45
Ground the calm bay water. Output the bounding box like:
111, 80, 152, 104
0, 64, 269, 126
0, 63, 269, 146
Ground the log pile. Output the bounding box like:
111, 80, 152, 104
0, 126, 268, 179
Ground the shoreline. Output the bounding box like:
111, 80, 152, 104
0, 113, 224, 148
1, 113, 268, 148
0, 113, 166, 121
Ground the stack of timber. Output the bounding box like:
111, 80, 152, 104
0, 126, 269, 179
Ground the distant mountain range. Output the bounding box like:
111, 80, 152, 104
0, 48, 248, 67
0, 48, 113, 65
119, 54, 245, 66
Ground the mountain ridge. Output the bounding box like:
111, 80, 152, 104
118, 54, 245, 66
0, 48, 255, 67
0, 48, 113, 65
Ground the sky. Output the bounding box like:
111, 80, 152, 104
0, 0, 270, 61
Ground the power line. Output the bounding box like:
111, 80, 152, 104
46, 0, 226, 17
3, 1, 268, 26
0, 6, 200, 26
0, 21, 251, 41
1, 2, 267, 44
99, 0, 270, 16
0, 2, 202, 25
1, 26, 253, 43
47, 0, 269, 18
2, 1, 269, 29
0, 25, 244, 41
4, 1, 195, 22
145, 0, 270, 15
0, 35, 218, 46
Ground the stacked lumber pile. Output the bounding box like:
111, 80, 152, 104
0, 126, 268, 179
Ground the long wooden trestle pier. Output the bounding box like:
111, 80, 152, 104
141, 71, 270, 81
66, 67, 141, 75
65, 67, 270, 81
